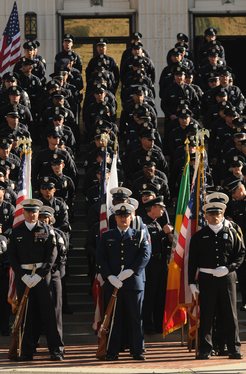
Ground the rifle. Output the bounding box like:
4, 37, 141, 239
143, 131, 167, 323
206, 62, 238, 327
8, 285, 30, 360
96, 287, 118, 360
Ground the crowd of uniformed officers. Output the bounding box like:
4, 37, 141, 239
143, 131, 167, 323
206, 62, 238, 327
0, 27, 245, 362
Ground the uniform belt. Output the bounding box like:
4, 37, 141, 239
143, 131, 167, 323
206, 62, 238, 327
199, 267, 214, 274
21, 262, 43, 270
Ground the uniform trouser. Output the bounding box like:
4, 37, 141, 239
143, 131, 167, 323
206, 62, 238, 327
51, 271, 64, 349
199, 271, 241, 355
237, 261, 246, 305
143, 256, 167, 332
104, 285, 144, 356
0, 268, 11, 333
15, 274, 61, 356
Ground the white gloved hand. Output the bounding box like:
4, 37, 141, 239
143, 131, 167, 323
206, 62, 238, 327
21, 274, 34, 288
213, 266, 229, 277
190, 284, 199, 299
107, 275, 123, 289
30, 274, 42, 287
118, 269, 134, 281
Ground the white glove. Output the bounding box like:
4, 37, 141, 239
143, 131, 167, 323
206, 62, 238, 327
107, 275, 123, 289
213, 266, 229, 277
190, 284, 199, 299
30, 274, 42, 287
21, 274, 34, 288
118, 269, 134, 281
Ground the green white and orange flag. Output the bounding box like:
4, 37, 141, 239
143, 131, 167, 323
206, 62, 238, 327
163, 141, 190, 336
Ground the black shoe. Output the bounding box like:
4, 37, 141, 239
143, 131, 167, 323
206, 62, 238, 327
228, 352, 243, 359
50, 352, 64, 361
105, 354, 118, 361
196, 353, 210, 360
240, 305, 246, 312
217, 349, 228, 356
17, 354, 33, 361
132, 354, 145, 360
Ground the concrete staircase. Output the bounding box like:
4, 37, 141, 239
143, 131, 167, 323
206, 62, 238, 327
62, 156, 98, 345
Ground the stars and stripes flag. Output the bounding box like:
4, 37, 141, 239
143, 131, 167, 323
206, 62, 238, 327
0, 2, 21, 76
13, 140, 32, 228
106, 153, 118, 220
93, 148, 108, 331
99, 148, 108, 236
8, 139, 32, 310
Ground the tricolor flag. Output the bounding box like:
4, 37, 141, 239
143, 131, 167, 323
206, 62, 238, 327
0, 2, 21, 75
163, 150, 190, 336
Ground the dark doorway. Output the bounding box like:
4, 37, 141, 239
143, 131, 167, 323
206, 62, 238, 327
192, 14, 246, 95
194, 36, 246, 95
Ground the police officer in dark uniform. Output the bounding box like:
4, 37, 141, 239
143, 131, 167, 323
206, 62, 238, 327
142, 196, 173, 334
0, 180, 15, 237
97, 202, 151, 360
0, 226, 10, 335
0, 86, 33, 126
188, 194, 245, 359
0, 72, 30, 109
37, 177, 71, 237
86, 38, 120, 94
55, 34, 82, 74
8, 198, 63, 361
225, 179, 246, 311
32, 129, 78, 189
0, 137, 21, 183
38, 205, 67, 354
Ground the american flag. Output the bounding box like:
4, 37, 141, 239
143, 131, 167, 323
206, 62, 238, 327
99, 149, 108, 236
13, 141, 32, 227
0, 2, 21, 75
8, 140, 32, 308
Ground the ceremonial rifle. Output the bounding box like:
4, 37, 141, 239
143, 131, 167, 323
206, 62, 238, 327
96, 287, 118, 360
8, 285, 30, 360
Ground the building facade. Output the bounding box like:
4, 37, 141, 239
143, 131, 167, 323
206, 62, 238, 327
0, 0, 246, 115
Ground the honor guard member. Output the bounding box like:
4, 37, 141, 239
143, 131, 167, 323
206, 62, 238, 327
188, 194, 245, 359
0, 225, 10, 336
142, 196, 173, 334
54, 34, 82, 73
97, 203, 151, 360
8, 199, 63, 361
86, 38, 120, 94
38, 176, 71, 237
108, 187, 132, 229
38, 206, 67, 353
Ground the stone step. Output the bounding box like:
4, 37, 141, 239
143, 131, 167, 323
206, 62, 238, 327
67, 301, 94, 313
63, 311, 95, 323
71, 237, 87, 246
72, 229, 88, 237
68, 292, 93, 304
66, 274, 90, 284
